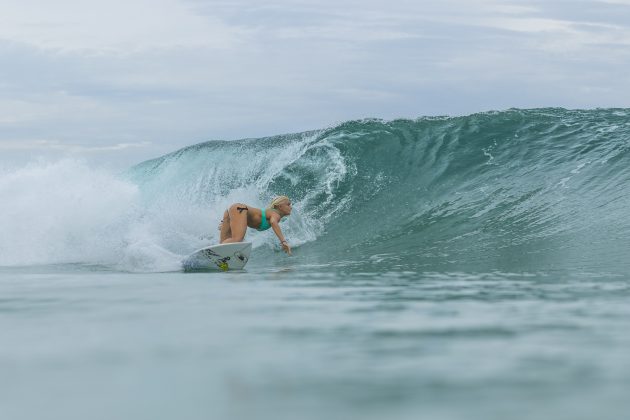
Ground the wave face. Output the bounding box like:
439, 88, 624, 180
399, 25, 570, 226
2, 108, 629, 272
127, 108, 630, 271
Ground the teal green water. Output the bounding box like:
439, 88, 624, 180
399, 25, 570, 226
1, 109, 630, 419
2, 267, 629, 420
129, 108, 630, 274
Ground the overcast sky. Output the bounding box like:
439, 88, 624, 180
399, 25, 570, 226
1, 0, 629, 167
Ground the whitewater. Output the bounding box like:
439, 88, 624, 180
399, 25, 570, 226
2, 108, 630, 420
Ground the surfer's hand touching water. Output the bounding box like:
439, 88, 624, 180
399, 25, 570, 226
281, 240, 292, 256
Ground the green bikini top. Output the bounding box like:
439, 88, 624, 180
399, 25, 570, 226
257, 208, 279, 231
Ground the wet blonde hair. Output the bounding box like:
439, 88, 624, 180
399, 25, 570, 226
270, 195, 290, 209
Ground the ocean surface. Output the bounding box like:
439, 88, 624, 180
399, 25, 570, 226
2, 108, 630, 420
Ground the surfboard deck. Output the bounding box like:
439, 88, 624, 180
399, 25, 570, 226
183, 242, 252, 272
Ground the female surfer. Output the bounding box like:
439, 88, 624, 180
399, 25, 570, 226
219, 196, 292, 255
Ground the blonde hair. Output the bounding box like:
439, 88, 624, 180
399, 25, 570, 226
270, 195, 290, 209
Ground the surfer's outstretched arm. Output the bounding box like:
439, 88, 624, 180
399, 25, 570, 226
270, 220, 291, 256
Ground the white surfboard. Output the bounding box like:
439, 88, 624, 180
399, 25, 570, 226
182, 242, 252, 271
